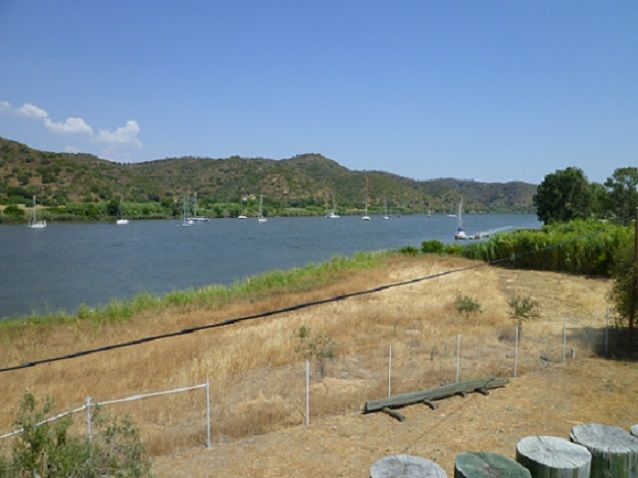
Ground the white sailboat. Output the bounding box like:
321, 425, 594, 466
454, 197, 468, 240
257, 193, 267, 223
27, 195, 46, 229
382, 198, 390, 220
115, 197, 129, 225
237, 197, 247, 219
179, 195, 194, 227
326, 194, 340, 219
190, 192, 209, 222
361, 180, 371, 221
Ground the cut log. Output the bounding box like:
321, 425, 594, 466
382, 407, 405, 422
370, 454, 448, 478
455, 452, 531, 478
570, 423, 638, 478
631, 425, 638, 439
516, 436, 591, 478
364, 378, 508, 413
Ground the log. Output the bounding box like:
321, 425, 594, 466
570, 423, 638, 478
631, 425, 638, 439
364, 378, 509, 413
516, 436, 591, 478
370, 454, 448, 478
382, 407, 406, 422
455, 452, 531, 478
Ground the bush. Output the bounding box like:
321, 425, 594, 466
295, 326, 336, 378
508, 294, 540, 323
608, 239, 637, 328
398, 245, 418, 256
2, 205, 24, 219
421, 240, 445, 254
1, 393, 153, 477
454, 294, 481, 317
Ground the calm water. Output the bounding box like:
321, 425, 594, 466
0, 214, 540, 319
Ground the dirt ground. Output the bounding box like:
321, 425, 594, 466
155, 358, 638, 477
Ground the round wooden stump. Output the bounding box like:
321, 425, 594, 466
631, 425, 638, 439
455, 452, 531, 478
570, 423, 638, 478
516, 436, 591, 478
370, 454, 448, 478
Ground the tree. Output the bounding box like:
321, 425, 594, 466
2, 204, 24, 219
604, 167, 638, 222
533, 167, 594, 224
608, 236, 637, 341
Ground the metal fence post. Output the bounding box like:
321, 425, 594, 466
562, 321, 567, 366
85, 396, 92, 448
387, 343, 392, 398
455, 335, 461, 383
513, 324, 520, 378
604, 309, 610, 357
205, 378, 211, 449
305, 360, 310, 426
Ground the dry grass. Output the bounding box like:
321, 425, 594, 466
0, 255, 614, 460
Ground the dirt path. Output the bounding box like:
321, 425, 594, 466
155, 358, 638, 477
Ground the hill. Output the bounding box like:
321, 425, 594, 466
0, 137, 536, 214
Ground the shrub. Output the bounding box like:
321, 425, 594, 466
295, 326, 336, 378
421, 240, 445, 254
2, 204, 24, 219
398, 245, 418, 256
508, 294, 540, 323
454, 294, 481, 317
1, 393, 153, 477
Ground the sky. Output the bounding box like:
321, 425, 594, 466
0, 1, 636, 184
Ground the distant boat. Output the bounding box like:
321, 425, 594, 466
189, 192, 209, 222
454, 197, 468, 240
179, 195, 194, 227
115, 197, 129, 225
27, 195, 46, 229
237, 197, 247, 219
361, 180, 371, 221
257, 193, 267, 223
382, 198, 389, 220
326, 194, 340, 219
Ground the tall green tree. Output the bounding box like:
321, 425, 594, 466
533, 167, 594, 224
604, 167, 638, 222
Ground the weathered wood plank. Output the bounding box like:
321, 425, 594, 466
631, 425, 638, 439
570, 423, 638, 478
516, 436, 591, 478
455, 452, 531, 478
370, 454, 448, 478
364, 378, 508, 413
382, 407, 405, 422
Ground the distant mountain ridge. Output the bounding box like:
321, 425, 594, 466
0, 137, 536, 212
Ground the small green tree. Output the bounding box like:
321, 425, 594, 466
295, 326, 336, 378
2, 204, 24, 219
1, 393, 153, 477
508, 294, 540, 326
454, 294, 481, 317
608, 240, 637, 336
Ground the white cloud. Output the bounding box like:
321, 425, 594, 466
16, 103, 48, 119
0, 101, 11, 112
95, 120, 142, 149
44, 117, 93, 135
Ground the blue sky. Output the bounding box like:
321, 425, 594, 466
0, 1, 636, 184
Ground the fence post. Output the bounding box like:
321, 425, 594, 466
85, 396, 92, 449
387, 343, 392, 398
455, 335, 461, 383
205, 378, 211, 449
305, 360, 310, 426
562, 321, 567, 366
513, 323, 520, 378
604, 308, 610, 357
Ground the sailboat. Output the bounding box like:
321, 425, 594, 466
179, 195, 194, 227
361, 180, 371, 221
190, 192, 209, 222
237, 197, 247, 219
326, 194, 340, 219
27, 195, 46, 229
115, 197, 129, 225
382, 198, 390, 220
454, 197, 468, 240
257, 193, 267, 223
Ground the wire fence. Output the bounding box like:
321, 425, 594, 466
0, 315, 622, 456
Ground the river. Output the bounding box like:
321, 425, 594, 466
0, 214, 540, 319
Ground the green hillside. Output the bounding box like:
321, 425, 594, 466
0, 137, 536, 219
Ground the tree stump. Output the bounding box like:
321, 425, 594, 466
455, 452, 531, 477
516, 436, 591, 478
570, 423, 638, 478
631, 425, 638, 439
370, 454, 448, 478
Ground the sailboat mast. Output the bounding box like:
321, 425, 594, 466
458, 196, 463, 229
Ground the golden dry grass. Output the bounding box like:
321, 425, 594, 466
0, 255, 614, 461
